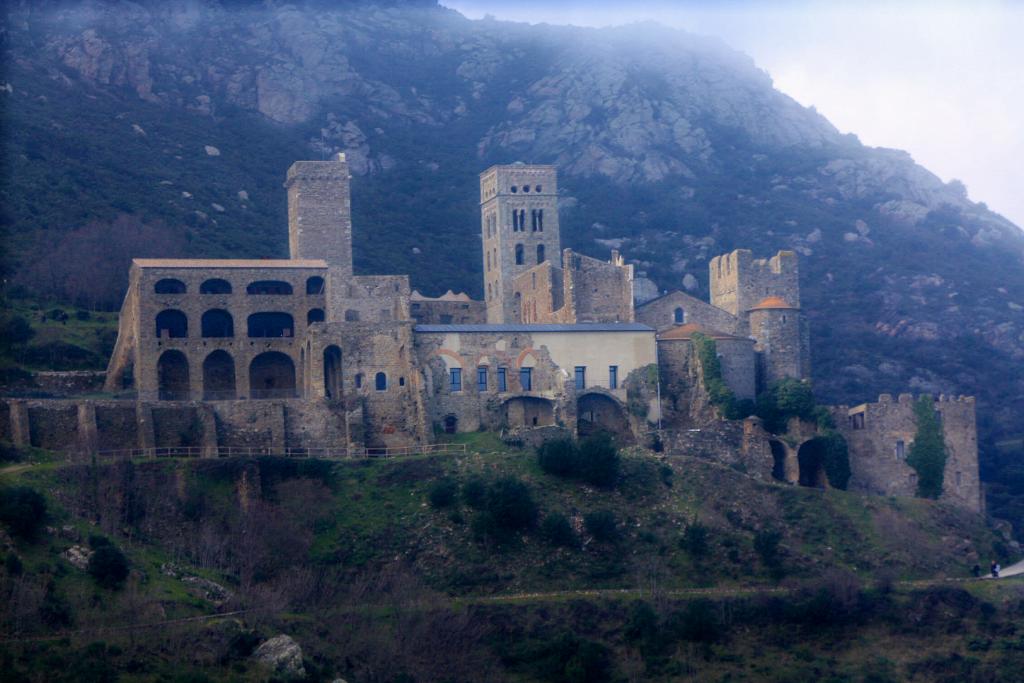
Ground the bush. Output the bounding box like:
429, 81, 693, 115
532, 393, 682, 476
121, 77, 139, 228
486, 477, 538, 533
88, 544, 130, 589
670, 599, 722, 643
0, 315, 35, 349
680, 522, 710, 559
584, 510, 619, 543
907, 396, 948, 499
536, 434, 620, 489
462, 476, 487, 510
540, 513, 577, 548
0, 486, 47, 540
537, 438, 579, 477
754, 529, 784, 577
428, 478, 458, 509
0, 443, 24, 464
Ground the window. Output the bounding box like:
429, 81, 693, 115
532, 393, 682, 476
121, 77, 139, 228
674, 307, 685, 324
450, 367, 462, 392
523, 185, 530, 192
307, 308, 325, 324
497, 367, 507, 392
201, 309, 234, 338
355, 373, 363, 389
155, 309, 188, 338
531, 209, 538, 231
375, 372, 387, 391
486, 251, 491, 271
574, 366, 586, 390
200, 278, 232, 294
246, 280, 293, 295
895, 440, 905, 459
537, 244, 545, 263
440, 314, 453, 324
520, 367, 532, 391
851, 413, 865, 430
537, 209, 544, 231
515, 244, 524, 265
609, 365, 618, 389
477, 366, 488, 392
536, 185, 542, 192
955, 471, 962, 488
399, 377, 405, 386
344, 309, 360, 322
154, 278, 187, 294
306, 276, 325, 295
247, 312, 294, 338
511, 185, 518, 193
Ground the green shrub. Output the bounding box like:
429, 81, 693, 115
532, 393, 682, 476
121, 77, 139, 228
584, 510, 619, 543
537, 438, 579, 477
819, 432, 851, 490
907, 396, 948, 499
671, 598, 722, 643
680, 522, 710, 559
540, 513, 577, 548
536, 434, 620, 489
0, 443, 24, 464
0, 486, 47, 540
754, 529, 784, 578
462, 476, 488, 510
428, 478, 458, 509
487, 477, 537, 532
88, 544, 130, 589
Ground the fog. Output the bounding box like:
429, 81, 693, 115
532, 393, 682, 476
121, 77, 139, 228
446, 0, 1024, 230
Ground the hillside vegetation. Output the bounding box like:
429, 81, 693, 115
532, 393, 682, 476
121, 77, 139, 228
2, 440, 1021, 681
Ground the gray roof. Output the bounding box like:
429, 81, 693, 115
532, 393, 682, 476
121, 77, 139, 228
414, 323, 654, 333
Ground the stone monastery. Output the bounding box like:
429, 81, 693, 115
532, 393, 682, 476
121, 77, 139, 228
1, 155, 981, 512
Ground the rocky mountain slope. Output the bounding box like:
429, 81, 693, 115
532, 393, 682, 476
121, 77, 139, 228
2, 2, 1022, 494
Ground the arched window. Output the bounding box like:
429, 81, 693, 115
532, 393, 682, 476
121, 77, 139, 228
249, 352, 296, 399
324, 345, 342, 399
155, 309, 188, 338
246, 280, 293, 295
306, 276, 325, 295
375, 372, 387, 391
201, 309, 234, 338
157, 350, 189, 400
247, 312, 294, 338
674, 307, 685, 324
200, 279, 232, 295
512, 209, 520, 231
536, 244, 545, 264
202, 350, 235, 400
154, 278, 186, 294
307, 308, 325, 324
537, 209, 543, 232
515, 244, 524, 265
531, 209, 538, 232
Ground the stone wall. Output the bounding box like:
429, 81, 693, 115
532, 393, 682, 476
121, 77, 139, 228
33, 371, 106, 397
564, 250, 634, 323
286, 155, 353, 275
27, 405, 78, 451
658, 417, 773, 481
749, 307, 808, 387
409, 293, 485, 325
636, 290, 741, 334
709, 250, 800, 320
95, 405, 139, 451
831, 393, 982, 512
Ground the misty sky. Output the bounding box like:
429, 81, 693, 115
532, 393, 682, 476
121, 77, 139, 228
445, 0, 1024, 229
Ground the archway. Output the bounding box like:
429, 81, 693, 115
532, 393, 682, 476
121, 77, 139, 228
307, 308, 325, 325
797, 439, 829, 488
504, 396, 555, 428
323, 345, 342, 400
769, 440, 789, 482
247, 312, 294, 338
577, 393, 631, 442
202, 350, 235, 400
444, 414, 458, 434
306, 276, 325, 295
200, 278, 232, 295
157, 350, 190, 400
155, 310, 188, 338
201, 309, 234, 338
249, 352, 296, 399
155, 278, 187, 294
247, 280, 292, 295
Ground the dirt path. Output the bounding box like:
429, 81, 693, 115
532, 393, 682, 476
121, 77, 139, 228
0, 463, 34, 478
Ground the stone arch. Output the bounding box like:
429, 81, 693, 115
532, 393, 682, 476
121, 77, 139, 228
577, 392, 631, 442
247, 312, 294, 338
797, 439, 829, 488
246, 280, 293, 295
306, 276, 325, 295
202, 350, 235, 400
444, 414, 458, 434
324, 345, 342, 400
155, 309, 188, 338
769, 440, 790, 482
157, 350, 190, 400
504, 396, 554, 428
201, 309, 234, 338
375, 371, 387, 391
154, 278, 186, 294
249, 352, 296, 399
307, 308, 325, 325
200, 278, 232, 295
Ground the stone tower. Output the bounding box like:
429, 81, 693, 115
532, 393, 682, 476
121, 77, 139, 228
480, 164, 561, 323
285, 153, 353, 276
709, 249, 800, 322
748, 297, 810, 389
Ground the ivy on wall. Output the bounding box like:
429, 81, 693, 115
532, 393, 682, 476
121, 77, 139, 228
907, 396, 948, 499
691, 333, 753, 420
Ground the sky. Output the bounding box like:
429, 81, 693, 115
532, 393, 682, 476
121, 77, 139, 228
444, 0, 1024, 229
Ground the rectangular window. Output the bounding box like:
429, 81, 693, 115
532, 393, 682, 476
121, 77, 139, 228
609, 365, 618, 390
574, 366, 586, 390
477, 366, 488, 392
449, 368, 462, 392
895, 440, 905, 459
497, 367, 507, 392
851, 413, 865, 430
520, 367, 532, 391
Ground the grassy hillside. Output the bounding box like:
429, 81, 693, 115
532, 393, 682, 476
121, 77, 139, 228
2, 441, 1020, 681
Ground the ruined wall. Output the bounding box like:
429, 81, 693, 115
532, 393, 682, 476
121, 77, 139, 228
636, 290, 741, 334
95, 405, 139, 451
512, 261, 567, 324
659, 417, 773, 481
27, 405, 78, 450
565, 250, 635, 323
831, 393, 982, 512
709, 250, 800, 321
33, 371, 106, 397
409, 295, 486, 325
325, 274, 410, 326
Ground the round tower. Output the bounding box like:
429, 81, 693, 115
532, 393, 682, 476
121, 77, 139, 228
748, 296, 806, 392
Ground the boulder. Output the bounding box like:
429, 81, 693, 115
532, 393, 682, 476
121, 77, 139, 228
252, 634, 306, 679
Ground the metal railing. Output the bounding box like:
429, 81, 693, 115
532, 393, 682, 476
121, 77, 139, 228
85, 442, 467, 461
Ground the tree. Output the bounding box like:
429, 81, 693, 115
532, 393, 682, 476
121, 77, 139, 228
0, 486, 47, 540
88, 544, 130, 589
907, 396, 948, 499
